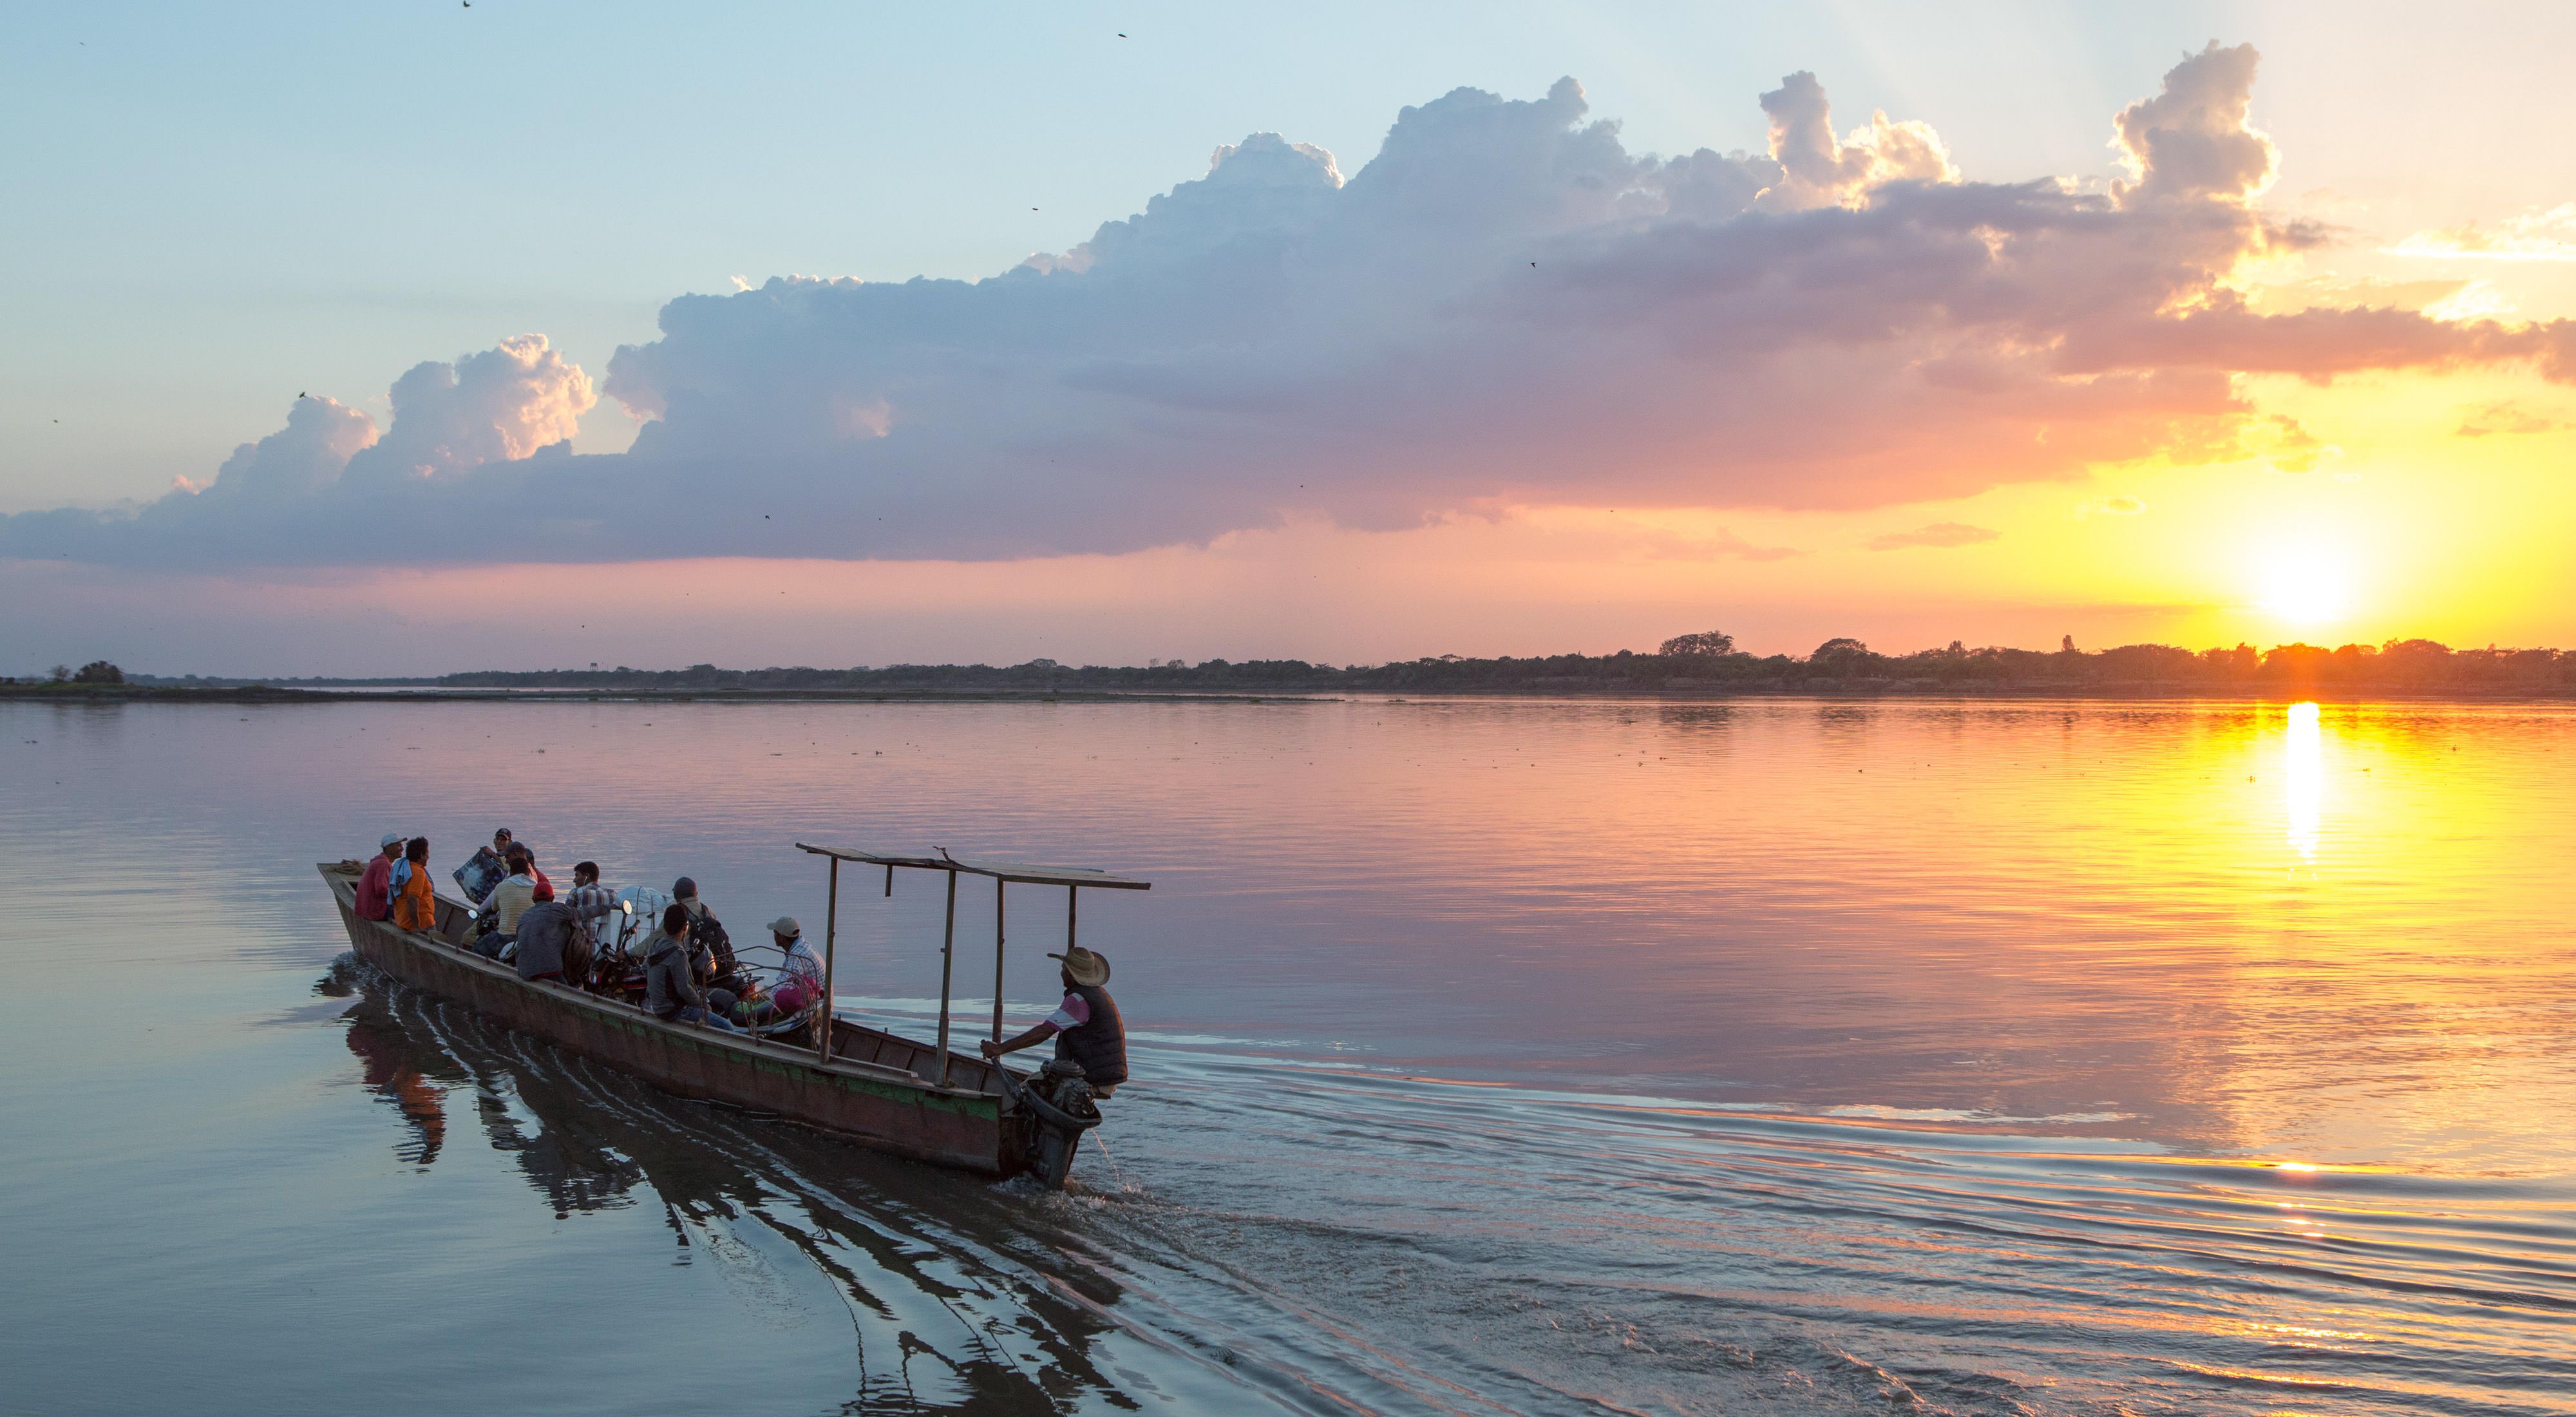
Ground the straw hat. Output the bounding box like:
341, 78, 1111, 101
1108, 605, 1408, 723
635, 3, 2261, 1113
1048, 946, 1110, 986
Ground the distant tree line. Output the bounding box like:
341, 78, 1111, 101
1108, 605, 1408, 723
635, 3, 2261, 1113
424, 635, 2576, 696
1, 660, 124, 686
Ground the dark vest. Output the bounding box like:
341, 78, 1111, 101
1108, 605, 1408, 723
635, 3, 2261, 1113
1053, 984, 1127, 1087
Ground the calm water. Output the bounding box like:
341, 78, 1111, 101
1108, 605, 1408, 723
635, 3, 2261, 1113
4, 696, 2571, 1414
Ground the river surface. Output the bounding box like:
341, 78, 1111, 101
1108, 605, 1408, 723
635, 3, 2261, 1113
4, 695, 2571, 1414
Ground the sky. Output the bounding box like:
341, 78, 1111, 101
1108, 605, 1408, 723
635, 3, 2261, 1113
6, 1, 2576, 676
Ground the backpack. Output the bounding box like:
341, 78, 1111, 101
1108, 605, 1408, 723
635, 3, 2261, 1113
688, 908, 735, 971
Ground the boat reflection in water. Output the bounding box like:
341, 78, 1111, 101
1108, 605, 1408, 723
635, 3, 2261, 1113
326, 967, 455, 1170
318, 961, 1138, 1409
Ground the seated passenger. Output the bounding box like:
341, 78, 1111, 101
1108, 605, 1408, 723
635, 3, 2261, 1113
511, 891, 579, 984
392, 837, 439, 932
566, 861, 618, 937
564, 861, 619, 986
474, 848, 538, 958
521, 844, 554, 899
387, 837, 415, 908
645, 904, 737, 1031
685, 918, 747, 1023
766, 916, 822, 1018
457, 828, 514, 904
355, 833, 402, 922
671, 877, 749, 995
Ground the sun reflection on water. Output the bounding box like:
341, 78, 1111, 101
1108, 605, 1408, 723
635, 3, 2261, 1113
2284, 701, 2323, 860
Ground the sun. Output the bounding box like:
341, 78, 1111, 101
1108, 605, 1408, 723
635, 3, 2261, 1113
2257, 542, 2354, 627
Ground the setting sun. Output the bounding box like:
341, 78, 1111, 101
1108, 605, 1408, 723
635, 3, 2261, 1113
2258, 542, 2356, 628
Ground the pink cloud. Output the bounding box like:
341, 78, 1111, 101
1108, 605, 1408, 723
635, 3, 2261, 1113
13, 44, 2575, 572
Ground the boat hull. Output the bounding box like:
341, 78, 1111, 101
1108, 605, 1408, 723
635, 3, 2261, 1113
321, 864, 1028, 1177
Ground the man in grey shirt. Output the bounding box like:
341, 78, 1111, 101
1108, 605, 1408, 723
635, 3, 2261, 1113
511, 896, 580, 984
643, 904, 737, 1031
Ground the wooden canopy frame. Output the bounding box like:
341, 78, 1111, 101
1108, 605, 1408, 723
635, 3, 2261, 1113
793, 844, 1151, 1085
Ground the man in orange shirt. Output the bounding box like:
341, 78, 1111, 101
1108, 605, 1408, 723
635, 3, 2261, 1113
392, 837, 438, 931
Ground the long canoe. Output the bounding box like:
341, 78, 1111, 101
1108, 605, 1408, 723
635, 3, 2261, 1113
319, 862, 1036, 1177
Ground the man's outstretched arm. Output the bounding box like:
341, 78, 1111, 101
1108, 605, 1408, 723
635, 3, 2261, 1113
980, 1021, 1059, 1059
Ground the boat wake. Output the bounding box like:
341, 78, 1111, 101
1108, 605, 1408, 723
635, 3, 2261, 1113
332, 964, 2576, 1416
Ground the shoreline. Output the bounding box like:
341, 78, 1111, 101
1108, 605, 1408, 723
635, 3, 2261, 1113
0, 684, 1331, 705
10, 683, 2576, 707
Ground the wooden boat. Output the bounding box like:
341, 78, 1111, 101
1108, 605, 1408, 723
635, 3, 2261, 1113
319, 844, 1148, 1183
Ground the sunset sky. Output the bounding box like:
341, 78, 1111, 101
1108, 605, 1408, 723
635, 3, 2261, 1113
7, 1, 2576, 676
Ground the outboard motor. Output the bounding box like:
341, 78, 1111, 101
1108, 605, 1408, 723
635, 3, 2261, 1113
1014, 1058, 1103, 1190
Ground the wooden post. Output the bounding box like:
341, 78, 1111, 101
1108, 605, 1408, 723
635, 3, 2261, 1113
934, 868, 958, 1087
884, 864, 892, 898
817, 857, 838, 1063
1066, 885, 1079, 953
992, 879, 1007, 1043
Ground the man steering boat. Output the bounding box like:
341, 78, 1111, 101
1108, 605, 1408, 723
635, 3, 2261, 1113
980, 945, 1127, 1097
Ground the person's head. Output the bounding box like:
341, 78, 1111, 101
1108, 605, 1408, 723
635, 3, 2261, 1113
573, 861, 599, 886
531, 880, 554, 903
1049, 946, 1111, 989
768, 916, 800, 948
492, 828, 513, 851
671, 876, 698, 901
406, 837, 428, 864
379, 832, 403, 859
661, 903, 691, 938
505, 846, 531, 876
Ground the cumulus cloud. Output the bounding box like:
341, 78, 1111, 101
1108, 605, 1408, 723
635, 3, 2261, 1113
1868, 522, 1999, 550
2082, 494, 2148, 516
1755, 70, 1955, 211
1, 336, 590, 567
14, 43, 2576, 571
2110, 41, 2278, 205
198, 395, 379, 506
365, 334, 594, 479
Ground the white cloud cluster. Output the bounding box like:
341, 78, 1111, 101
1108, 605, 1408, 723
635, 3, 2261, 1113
3, 336, 589, 566
1756, 70, 1956, 211
2391, 202, 2576, 262
11, 44, 2575, 570
193, 395, 380, 506
363, 334, 594, 480
2110, 41, 2277, 205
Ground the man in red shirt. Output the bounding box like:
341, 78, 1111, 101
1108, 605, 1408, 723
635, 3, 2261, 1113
354, 833, 402, 921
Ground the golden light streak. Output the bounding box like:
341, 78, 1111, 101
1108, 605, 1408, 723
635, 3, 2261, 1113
2284, 703, 2323, 861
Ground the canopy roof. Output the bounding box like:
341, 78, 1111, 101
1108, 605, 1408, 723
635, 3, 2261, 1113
793, 842, 1151, 891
